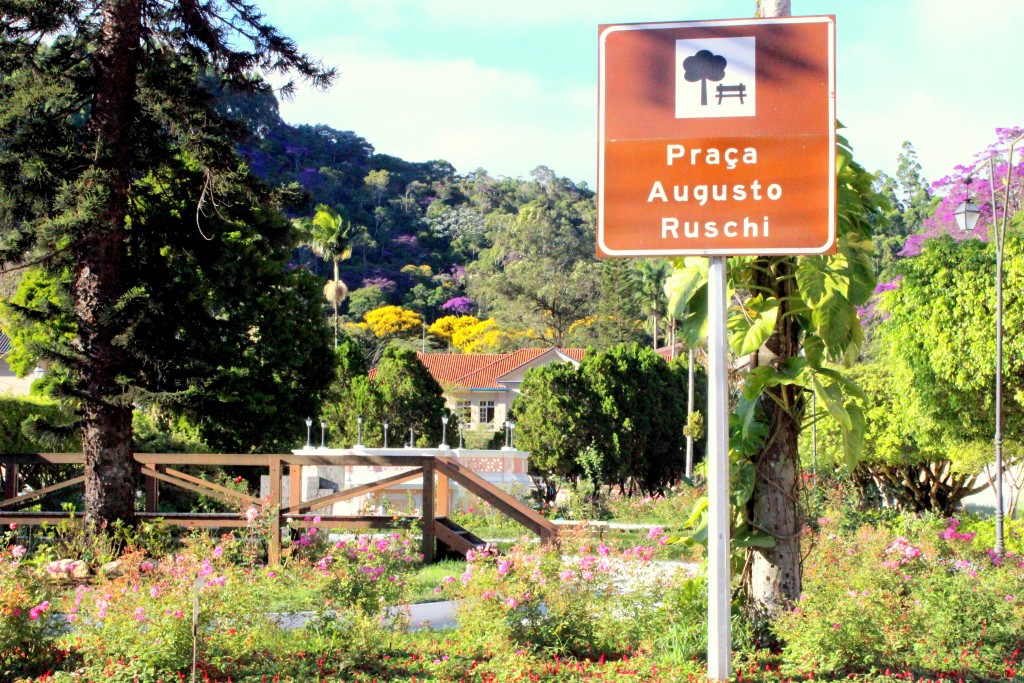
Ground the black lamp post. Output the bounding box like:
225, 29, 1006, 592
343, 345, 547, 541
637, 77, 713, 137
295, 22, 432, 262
320, 420, 327, 448
356, 414, 364, 447
383, 420, 389, 448
441, 415, 449, 448
304, 417, 312, 449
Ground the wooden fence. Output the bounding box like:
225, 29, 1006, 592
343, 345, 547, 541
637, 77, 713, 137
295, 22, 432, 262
0, 452, 557, 564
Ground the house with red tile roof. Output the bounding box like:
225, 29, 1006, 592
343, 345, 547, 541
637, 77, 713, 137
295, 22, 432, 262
417, 348, 585, 431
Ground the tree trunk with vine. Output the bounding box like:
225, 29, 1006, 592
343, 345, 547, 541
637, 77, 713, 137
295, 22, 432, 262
747, 256, 805, 616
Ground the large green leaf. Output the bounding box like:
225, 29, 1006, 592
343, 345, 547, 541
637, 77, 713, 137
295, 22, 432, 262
840, 400, 867, 468
803, 334, 826, 368
816, 366, 869, 404
835, 233, 876, 306
678, 282, 709, 348
684, 498, 709, 528
811, 291, 857, 356
796, 256, 831, 308
733, 528, 777, 548
728, 295, 779, 356
665, 261, 707, 319
811, 373, 852, 431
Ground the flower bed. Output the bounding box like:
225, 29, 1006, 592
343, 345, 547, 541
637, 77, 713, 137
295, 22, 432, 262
1, 509, 1022, 682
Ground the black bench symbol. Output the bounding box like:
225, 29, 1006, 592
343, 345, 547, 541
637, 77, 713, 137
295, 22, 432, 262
716, 83, 747, 104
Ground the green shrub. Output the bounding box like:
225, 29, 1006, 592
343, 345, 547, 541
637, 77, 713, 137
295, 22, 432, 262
0, 395, 77, 448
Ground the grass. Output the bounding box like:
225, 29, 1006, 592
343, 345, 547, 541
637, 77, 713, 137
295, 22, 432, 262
405, 558, 466, 603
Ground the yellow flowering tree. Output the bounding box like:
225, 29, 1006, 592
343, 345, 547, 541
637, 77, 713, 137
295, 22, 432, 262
363, 305, 422, 338
452, 318, 505, 353
428, 315, 479, 343
427, 315, 506, 352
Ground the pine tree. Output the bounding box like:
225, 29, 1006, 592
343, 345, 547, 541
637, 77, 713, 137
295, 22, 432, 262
0, 1, 334, 527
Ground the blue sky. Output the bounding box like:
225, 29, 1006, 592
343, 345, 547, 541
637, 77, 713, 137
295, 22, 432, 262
257, 0, 1023, 190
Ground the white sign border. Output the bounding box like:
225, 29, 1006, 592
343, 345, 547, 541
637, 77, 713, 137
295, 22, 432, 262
597, 15, 836, 257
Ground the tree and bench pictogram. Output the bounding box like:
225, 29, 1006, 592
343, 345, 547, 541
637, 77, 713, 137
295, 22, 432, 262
683, 49, 746, 106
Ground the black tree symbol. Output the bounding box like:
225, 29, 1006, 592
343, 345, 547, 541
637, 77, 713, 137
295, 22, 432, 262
683, 50, 728, 106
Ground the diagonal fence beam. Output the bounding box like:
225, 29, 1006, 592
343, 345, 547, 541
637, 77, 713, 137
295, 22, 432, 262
433, 456, 557, 541
0, 475, 86, 510
141, 468, 253, 509
282, 468, 424, 515
161, 467, 260, 506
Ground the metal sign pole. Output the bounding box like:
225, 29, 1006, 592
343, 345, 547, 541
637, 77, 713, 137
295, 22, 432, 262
706, 255, 731, 681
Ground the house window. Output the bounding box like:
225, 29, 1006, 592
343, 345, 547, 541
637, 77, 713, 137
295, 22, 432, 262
456, 400, 472, 425
479, 400, 495, 425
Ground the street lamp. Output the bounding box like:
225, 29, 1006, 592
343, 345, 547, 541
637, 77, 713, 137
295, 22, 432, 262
441, 415, 449, 448
458, 420, 463, 449
408, 428, 415, 448
383, 420, 389, 448
32, 366, 44, 381
508, 421, 515, 450
356, 415, 364, 447
953, 131, 1024, 555
304, 417, 312, 449
320, 420, 327, 449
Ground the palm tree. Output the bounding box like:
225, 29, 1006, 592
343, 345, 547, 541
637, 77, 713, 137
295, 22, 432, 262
297, 204, 359, 348
634, 260, 670, 349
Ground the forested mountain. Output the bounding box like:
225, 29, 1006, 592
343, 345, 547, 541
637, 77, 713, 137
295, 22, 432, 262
220, 85, 663, 353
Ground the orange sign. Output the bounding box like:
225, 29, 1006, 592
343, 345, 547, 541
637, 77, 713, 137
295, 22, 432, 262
597, 16, 836, 257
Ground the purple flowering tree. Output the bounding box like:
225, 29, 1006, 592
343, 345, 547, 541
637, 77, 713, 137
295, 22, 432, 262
903, 127, 1024, 257
440, 296, 475, 315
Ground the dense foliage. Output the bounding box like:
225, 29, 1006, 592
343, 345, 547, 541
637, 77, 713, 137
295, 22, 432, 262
512, 344, 704, 495
320, 341, 449, 448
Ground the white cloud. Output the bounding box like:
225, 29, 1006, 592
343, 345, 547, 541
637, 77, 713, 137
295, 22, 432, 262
278, 43, 596, 182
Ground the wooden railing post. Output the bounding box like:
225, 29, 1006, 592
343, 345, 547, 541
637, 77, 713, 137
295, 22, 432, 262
144, 463, 159, 513
436, 466, 449, 518
1, 462, 17, 502
421, 459, 435, 563
288, 463, 302, 510
268, 456, 282, 566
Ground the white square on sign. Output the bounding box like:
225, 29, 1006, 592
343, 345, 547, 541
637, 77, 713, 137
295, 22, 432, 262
675, 37, 756, 118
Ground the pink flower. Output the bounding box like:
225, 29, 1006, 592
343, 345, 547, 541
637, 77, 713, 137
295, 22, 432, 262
28, 601, 50, 621
244, 506, 259, 522
497, 560, 511, 575
647, 526, 664, 540
831, 623, 840, 630
140, 561, 154, 572
1006, 595, 1016, 601
559, 569, 576, 582
504, 597, 518, 609
313, 515, 322, 524
212, 545, 223, 558
266, 570, 277, 578
173, 610, 184, 619
150, 586, 161, 598
10, 545, 26, 559
8, 523, 17, 531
